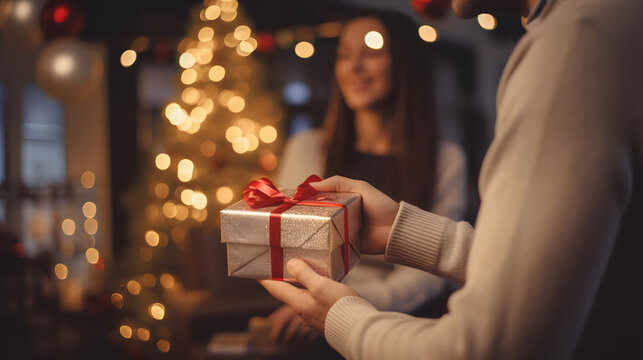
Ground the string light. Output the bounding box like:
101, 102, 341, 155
209, 65, 226, 82
120, 50, 137, 67
478, 14, 497, 30
154, 183, 170, 198
127, 280, 141, 295
82, 202, 97, 218
216, 187, 234, 204
364, 31, 384, 49
177, 159, 194, 182
204, 5, 221, 20
54, 263, 68, 279
80, 171, 96, 188
294, 41, 314, 58
61, 219, 76, 235
155, 153, 171, 170
157, 339, 171, 353
225, 126, 242, 143
159, 274, 175, 288
418, 25, 439, 42
85, 248, 100, 264
111, 293, 124, 308
142, 273, 156, 287
198, 27, 214, 42
259, 126, 277, 143
227, 96, 245, 113
179, 52, 196, 68
149, 303, 165, 320
137, 327, 151, 341
119, 325, 133, 339
145, 230, 160, 247
84, 218, 98, 235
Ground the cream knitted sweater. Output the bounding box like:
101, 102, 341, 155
324, 0, 643, 358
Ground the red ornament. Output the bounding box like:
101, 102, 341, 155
40, 0, 85, 40
410, 0, 452, 19
256, 32, 276, 53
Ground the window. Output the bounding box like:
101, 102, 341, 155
21, 83, 65, 187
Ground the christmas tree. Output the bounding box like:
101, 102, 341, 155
110, 0, 282, 355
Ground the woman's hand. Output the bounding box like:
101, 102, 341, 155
260, 259, 361, 333
267, 304, 320, 347
311, 175, 400, 255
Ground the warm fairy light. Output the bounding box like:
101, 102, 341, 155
192, 192, 208, 210
177, 159, 194, 182
84, 218, 98, 235
317, 22, 342, 38
140, 247, 153, 262
142, 273, 156, 287
216, 187, 234, 204
225, 126, 243, 142
259, 125, 278, 143
191, 208, 208, 222
418, 25, 439, 42
111, 293, 124, 308
294, 41, 314, 58
204, 5, 221, 20
85, 248, 99, 264
227, 96, 245, 113
181, 69, 198, 85
221, 10, 237, 22
179, 52, 196, 68
209, 65, 225, 82
80, 171, 96, 188
190, 107, 207, 123
175, 205, 189, 221
232, 137, 250, 153
149, 303, 165, 320
198, 27, 214, 42
245, 134, 259, 151
61, 219, 76, 235
234, 25, 251, 40
200, 141, 216, 157
196, 49, 213, 64
54, 263, 68, 279
159, 274, 175, 289
182, 87, 200, 104
155, 153, 171, 170
199, 98, 215, 113
260, 153, 278, 171
136, 327, 150, 341
127, 280, 141, 295
154, 183, 169, 198
120, 50, 137, 67
162, 202, 177, 218
478, 13, 497, 30
364, 31, 384, 49
14, 0, 33, 21
145, 230, 160, 247
181, 189, 195, 205
82, 202, 97, 218
157, 339, 171, 353
237, 41, 254, 56
119, 325, 133, 339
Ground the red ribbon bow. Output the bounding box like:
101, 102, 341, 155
242, 175, 351, 280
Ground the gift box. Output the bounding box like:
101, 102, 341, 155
220, 176, 361, 281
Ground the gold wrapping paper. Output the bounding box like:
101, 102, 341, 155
220, 190, 361, 281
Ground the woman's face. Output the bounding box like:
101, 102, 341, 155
335, 17, 393, 111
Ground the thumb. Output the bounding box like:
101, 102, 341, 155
287, 259, 326, 293
310, 175, 361, 193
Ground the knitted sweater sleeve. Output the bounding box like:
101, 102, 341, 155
323, 6, 634, 359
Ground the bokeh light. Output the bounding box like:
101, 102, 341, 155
54, 263, 68, 279
149, 303, 165, 320
294, 41, 314, 58
62, 219, 76, 235
478, 14, 497, 30
120, 50, 137, 67
127, 280, 141, 295
155, 153, 171, 170
82, 202, 97, 218
418, 25, 439, 42
364, 31, 384, 49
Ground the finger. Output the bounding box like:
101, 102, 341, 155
309, 175, 362, 193
259, 279, 309, 305
282, 316, 303, 346
287, 259, 327, 294
269, 308, 294, 340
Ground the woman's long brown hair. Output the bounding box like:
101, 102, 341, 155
323, 10, 438, 210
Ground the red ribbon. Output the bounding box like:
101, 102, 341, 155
243, 175, 351, 280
